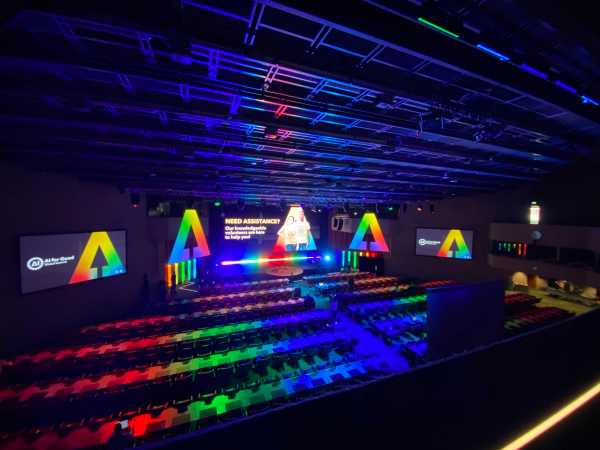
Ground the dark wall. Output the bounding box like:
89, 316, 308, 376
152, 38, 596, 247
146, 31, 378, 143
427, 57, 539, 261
0, 163, 157, 356
492, 161, 600, 226
382, 194, 506, 281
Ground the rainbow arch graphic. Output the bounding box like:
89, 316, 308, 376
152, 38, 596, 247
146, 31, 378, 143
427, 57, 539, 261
168, 209, 210, 264
69, 232, 125, 284
437, 229, 471, 259
349, 212, 389, 253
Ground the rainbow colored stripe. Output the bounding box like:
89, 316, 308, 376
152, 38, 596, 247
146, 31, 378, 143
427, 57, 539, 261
69, 232, 125, 284
221, 255, 317, 266
437, 229, 471, 259
168, 209, 210, 264
349, 212, 389, 253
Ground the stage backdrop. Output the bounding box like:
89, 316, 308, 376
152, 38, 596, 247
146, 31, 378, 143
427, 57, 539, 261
210, 204, 324, 261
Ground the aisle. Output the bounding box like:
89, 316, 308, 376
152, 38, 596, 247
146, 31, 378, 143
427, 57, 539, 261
298, 279, 411, 372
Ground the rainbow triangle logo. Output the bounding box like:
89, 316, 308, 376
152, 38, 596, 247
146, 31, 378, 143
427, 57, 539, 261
349, 212, 389, 253
69, 232, 125, 284
437, 229, 471, 259
273, 205, 317, 253
168, 209, 210, 264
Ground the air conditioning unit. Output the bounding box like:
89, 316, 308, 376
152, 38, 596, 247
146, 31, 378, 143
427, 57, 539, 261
331, 214, 355, 233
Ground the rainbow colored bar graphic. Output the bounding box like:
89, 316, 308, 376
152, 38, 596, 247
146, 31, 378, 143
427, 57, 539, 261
349, 212, 389, 253
436, 229, 471, 259
69, 232, 125, 284
221, 255, 317, 266
168, 209, 210, 264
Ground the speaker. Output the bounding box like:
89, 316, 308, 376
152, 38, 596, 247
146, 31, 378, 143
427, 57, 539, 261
331, 214, 353, 232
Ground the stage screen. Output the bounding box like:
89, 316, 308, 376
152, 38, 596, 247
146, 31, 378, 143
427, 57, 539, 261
20, 230, 127, 294
219, 205, 321, 258
415, 228, 473, 260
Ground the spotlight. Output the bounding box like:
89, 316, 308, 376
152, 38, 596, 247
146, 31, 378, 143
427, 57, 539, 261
416, 204, 423, 213
130, 192, 140, 208
213, 200, 222, 207
324, 254, 332, 262
387, 205, 394, 212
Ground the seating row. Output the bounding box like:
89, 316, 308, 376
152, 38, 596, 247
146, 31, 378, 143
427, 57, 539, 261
303, 271, 374, 285
0, 358, 389, 450
78, 298, 314, 343
178, 278, 289, 298
335, 285, 425, 306
157, 287, 295, 313
504, 293, 540, 312
1, 335, 356, 430
1, 311, 333, 384
419, 280, 456, 289
346, 295, 427, 319
316, 276, 401, 295
0, 331, 353, 405
505, 306, 572, 335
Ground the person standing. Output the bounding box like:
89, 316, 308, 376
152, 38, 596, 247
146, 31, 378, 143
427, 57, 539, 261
170, 271, 177, 296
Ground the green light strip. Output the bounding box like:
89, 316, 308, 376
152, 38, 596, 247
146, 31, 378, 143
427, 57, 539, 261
417, 17, 460, 39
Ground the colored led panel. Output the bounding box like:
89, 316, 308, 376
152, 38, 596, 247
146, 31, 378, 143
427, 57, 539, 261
69, 231, 125, 284
436, 229, 471, 259
476, 44, 510, 61
417, 17, 460, 38
349, 213, 390, 253
168, 209, 210, 264
520, 64, 548, 80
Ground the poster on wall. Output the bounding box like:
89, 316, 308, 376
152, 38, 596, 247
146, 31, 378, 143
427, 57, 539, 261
19, 230, 127, 294
415, 228, 473, 260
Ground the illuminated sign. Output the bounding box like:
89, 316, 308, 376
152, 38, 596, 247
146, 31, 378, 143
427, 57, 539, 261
20, 230, 127, 294
416, 228, 473, 260
348, 212, 389, 253
529, 202, 540, 225
224, 217, 281, 241
168, 209, 210, 264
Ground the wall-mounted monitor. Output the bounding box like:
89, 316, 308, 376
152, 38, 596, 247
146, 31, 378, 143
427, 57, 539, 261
415, 228, 473, 260
19, 230, 127, 294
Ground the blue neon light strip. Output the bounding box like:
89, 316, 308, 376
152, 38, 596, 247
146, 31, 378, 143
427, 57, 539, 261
221, 255, 317, 266
476, 44, 510, 62
554, 80, 577, 94
581, 95, 599, 106
520, 64, 548, 80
